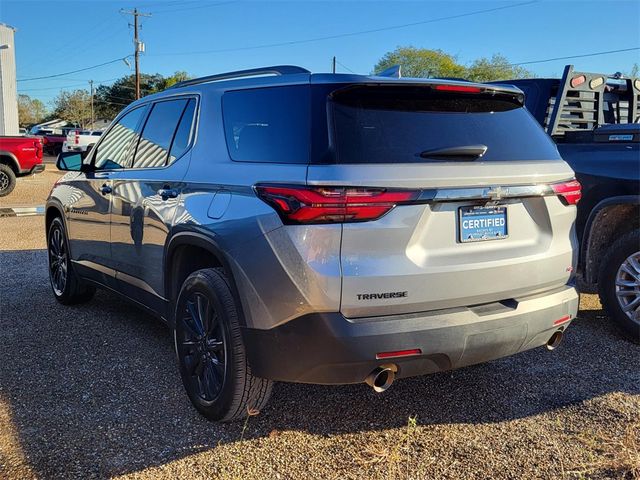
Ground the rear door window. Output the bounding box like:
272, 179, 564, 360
314, 84, 561, 164
222, 85, 309, 163
133, 98, 189, 168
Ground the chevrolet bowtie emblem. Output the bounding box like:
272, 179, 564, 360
486, 186, 507, 200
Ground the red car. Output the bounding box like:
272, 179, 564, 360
0, 135, 44, 196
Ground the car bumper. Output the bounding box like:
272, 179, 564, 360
18, 164, 45, 176
242, 285, 579, 384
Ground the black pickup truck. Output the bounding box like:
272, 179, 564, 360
500, 66, 639, 340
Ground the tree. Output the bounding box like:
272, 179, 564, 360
159, 71, 190, 89
466, 54, 532, 82
94, 71, 192, 120
373, 47, 533, 81
52, 90, 92, 128
17, 94, 47, 127
374, 46, 466, 78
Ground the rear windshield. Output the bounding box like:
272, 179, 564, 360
221, 83, 560, 164
317, 85, 560, 163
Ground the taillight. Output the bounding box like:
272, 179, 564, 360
254, 185, 420, 224
75, 132, 79, 144
551, 179, 581, 205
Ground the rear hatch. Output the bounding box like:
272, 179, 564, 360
305, 81, 578, 318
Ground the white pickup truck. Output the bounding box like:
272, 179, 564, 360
62, 130, 103, 154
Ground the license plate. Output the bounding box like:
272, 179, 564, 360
459, 206, 508, 243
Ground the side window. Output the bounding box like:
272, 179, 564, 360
133, 99, 188, 168
93, 107, 146, 169
222, 85, 310, 163
168, 99, 196, 165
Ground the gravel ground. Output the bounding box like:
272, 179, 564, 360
0, 160, 62, 209
0, 214, 638, 479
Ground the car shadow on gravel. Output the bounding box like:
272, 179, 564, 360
1, 249, 638, 478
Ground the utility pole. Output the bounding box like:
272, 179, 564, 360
89, 80, 94, 128
332, 56, 336, 74
121, 8, 151, 100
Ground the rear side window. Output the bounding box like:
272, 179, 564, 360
134, 98, 189, 168
314, 85, 561, 163
222, 86, 310, 163
168, 99, 196, 165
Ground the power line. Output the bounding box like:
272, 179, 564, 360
336, 60, 356, 74
18, 77, 121, 92
151, 0, 236, 14
511, 47, 640, 66
17, 57, 132, 82
149, 1, 538, 57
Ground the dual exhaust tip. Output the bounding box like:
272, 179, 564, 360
366, 330, 565, 392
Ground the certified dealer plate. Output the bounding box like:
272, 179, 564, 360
459, 206, 508, 243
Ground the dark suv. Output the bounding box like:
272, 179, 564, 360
48, 66, 580, 421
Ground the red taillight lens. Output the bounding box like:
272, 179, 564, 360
434, 84, 482, 93
255, 185, 420, 224
551, 179, 582, 205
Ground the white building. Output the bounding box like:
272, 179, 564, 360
0, 23, 19, 135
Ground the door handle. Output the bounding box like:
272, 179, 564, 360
157, 186, 179, 200
100, 184, 112, 195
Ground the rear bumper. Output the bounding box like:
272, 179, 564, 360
242, 285, 579, 384
18, 163, 44, 176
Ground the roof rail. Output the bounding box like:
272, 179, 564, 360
170, 65, 311, 89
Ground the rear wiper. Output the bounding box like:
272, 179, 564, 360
419, 144, 488, 160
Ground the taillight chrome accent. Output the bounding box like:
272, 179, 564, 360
254, 185, 420, 224
551, 179, 581, 205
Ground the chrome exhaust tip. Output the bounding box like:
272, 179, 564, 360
365, 365, 396, 393
546, 330, 564, 351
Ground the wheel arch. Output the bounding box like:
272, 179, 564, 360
45, 201, 68, 233
0, 151, 20, 173
582, 196, 640, 285
164, 230, 246, 327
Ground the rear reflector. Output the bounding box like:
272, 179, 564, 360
376, 349, 422, 360
434, 84, 482, 93
254, 185, 420, 224
551, 179, 582, 205
553, 315, 571, 326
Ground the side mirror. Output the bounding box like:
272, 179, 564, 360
56, 152, 85, 171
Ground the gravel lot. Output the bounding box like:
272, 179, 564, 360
0, 158, 62, 209
0, 187, 638, 479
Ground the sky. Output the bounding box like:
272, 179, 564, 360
2, 0, 639, 106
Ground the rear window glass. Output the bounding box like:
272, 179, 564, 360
314, 85, 561, 163
222, 85, 310, 163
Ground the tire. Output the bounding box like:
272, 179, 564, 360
598, 229, 640, 342
174, 268, 273, 422
47, 217, 95, 305
0, 164, 16, 197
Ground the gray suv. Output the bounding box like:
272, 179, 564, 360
47, 65, 580, 422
